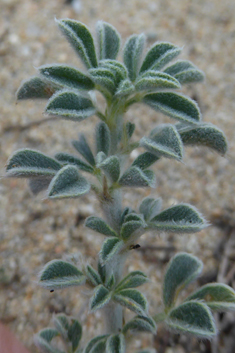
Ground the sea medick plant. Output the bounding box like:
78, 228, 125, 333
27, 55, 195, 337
5, 18, 235, 353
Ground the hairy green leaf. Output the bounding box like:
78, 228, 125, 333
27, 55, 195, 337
72, 134, 95, 166
163, 252, 203, 309
135, 71, 180, 91
132, 152, 160, 170
96, 21, 121, 60
53, 314, 69, 340
115, 78, 135, 97
54, 152, 94, 173
95, 122, 111, 155
39, 260, 86, 290
34, 334, 63, 353
140, 42, 181, 73
99, 156, 120, 182
119, 167, 156, 188
89, 68, 116, 96
121, 214, 146, 241
166, 301, 217, 338
144, 92, 201, 123
85, 216, 118, 237
140, 124, 184, 161
45, 89, 96, 121
90, 284, 112, 311
185, 283, 235, 311
100, 60, 128, 89
39, 328, 59, 342
68, 319, 82, 352
56, 19, 97, 68
150, 204, 207, 233
116, 271, 149, 291
6, 149, 61, 178
17, 76, 58, 100
139, 197, 162, 221
123, 34, 146, 81
86, 265, 102, 286
99, 237, 124, 264
84, 335, 108, 353
176, 122, 228, 155
164, 60, 205, 84
113, 288, 148, 316
39, 64, 95, 90
98, 261, 106, 283
126, 122, 136, 139
106, 334, 125, 353
122, 315, 156, 334
48, 165, 90, 199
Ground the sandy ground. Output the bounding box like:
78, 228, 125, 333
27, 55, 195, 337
0, 0, 235, 352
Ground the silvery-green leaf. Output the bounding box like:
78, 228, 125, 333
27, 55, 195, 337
56, 19, 97, 68
54, 152, 94, 173
99, 60, 128, 88
122, 315, 156, 334
84, 335, 108, 353
176, 122, 228, 155
68, 319, 82, 352
95, 122, 111, 155
86, 265, 102, 286
45, 89, 96, 121
98, 261, 106, 283
99, 156, 120, 183
166, 301, 217, 338
132, 152, 160, 170
140, 124, 184, 161
96, 151, 107, 165
113, 289, 148, 316
149, 204, 208, 233
39, 328, 59, 342
121, 214, 146, 241
143, 92, 201, 123
163, 252, 203, 309
139, 197, 162, 221
96, 21, 121, 60
106, 334, 125, 353
115, 79, 135, 97
106, 273, 115, 290
116, 271, 149, 291
89, 68, 116, 96
34, 334, 63, 353
39, 260, 86, 290
6, 149, 61, 178
120, 207, 132, 225
135, 71, 180, 91
164, 60, 205, 84
126, 122, 135, 139
17, 76, 59, 100
140, 42, 181, 73
99, 238, 124, 265
39, 64, 95, 90
53, 314, 69, 339
90, 284, 112, 311
119, 167, 156, 188
123, 34, 145, 81
185, 283, 235, 311
85, 216, 118, 237
72, 134, 95, 166
48, 165, 90, 199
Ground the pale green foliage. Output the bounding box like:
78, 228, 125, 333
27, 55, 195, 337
6, 18, 232, 353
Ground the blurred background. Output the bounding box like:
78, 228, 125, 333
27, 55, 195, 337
0, 0, 235, 352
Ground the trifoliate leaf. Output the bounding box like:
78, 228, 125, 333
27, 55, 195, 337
132, 152, 160, 170
176, 122, 228, 155
6, 149, 61, 178
48, 165, 90, 199
140, 124, 184, 161
95, 122, 111, 156
54, 152, 94, 173
85, 265, 102, 286
45, 89, 96, 121
163, 252, 203, 309
99, 60, 128, 88
139, 197, 162, 221
99, 238, 124, 265
39, 260, 86, 290
89, 68, 116, 96
17, 76, 59, 100
99, 156, 120, 182
115, 78, 135, 97
149, 204, 208, 233
90, 284, 112, 311
96, 21, 121, 60
140, 42, 181, 73
123, 34, 146, 81
56, 19, 97, 68
122, 315, 156, 334
106, 334, 125, 353
119, 167, 156, 188
68, 319, 82, 352
166, 301, 217, 338
164, 60, 205, 84
39, 64, 95, 90
185, 283, 235, 311
115, 271, 149, 291
113, 289, 148, 316
143, 92, 201, 123
135, 71, 180, 91
72, 134, 95, 166
85, 216, 118, 237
